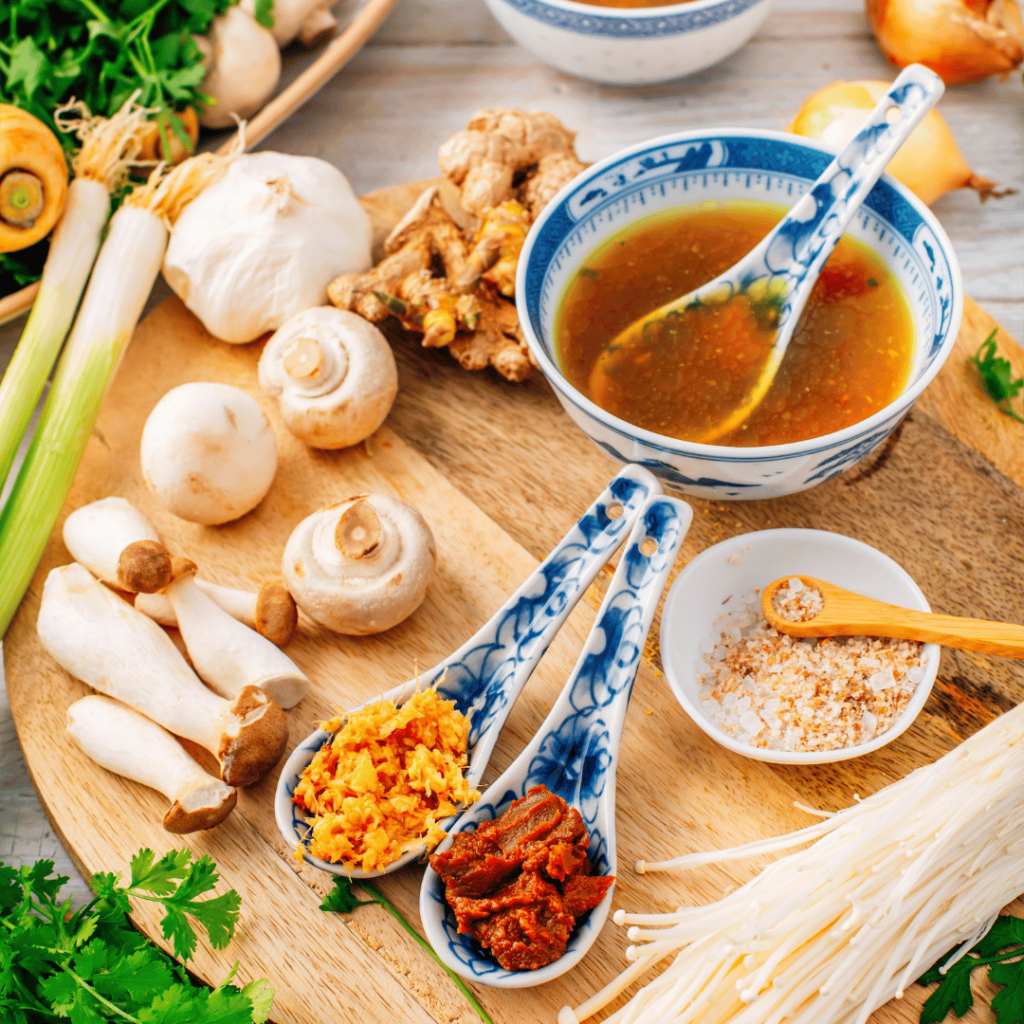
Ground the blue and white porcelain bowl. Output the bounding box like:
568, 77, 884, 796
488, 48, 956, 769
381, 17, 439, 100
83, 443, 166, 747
482, 0, 775, 85
516, 128, 963, 501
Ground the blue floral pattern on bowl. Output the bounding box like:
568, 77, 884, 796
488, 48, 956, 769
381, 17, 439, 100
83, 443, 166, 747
275, 464, 661, 879
420, 495, 692, 987
516, 127, 963, 500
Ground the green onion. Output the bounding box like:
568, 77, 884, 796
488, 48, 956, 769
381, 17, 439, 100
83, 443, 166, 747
0, 153, 229, 638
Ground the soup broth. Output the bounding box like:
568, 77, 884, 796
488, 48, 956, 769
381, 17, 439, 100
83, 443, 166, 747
555, 202, 915, 447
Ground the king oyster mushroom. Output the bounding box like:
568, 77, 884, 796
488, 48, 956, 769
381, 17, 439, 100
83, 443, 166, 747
282, 494, 436, 635
258, 307, 398, 449
38, 563, 288, 787
66, 695, 237, 833
140, 382, 278, 526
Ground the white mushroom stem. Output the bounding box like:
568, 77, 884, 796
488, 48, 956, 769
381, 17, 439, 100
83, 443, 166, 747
135, 579, 298, 646
38, 563, 288, 787
155, 554, 310, 709
62, 496, 159, 585
282, 493, 436, 635
66, 695, 237, 833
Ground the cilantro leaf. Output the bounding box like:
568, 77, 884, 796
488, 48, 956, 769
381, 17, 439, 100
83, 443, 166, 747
990, 957, 1024, 1024
971, 329, 1024, 423
6, 37, 47, 98
253, 0, 276, 28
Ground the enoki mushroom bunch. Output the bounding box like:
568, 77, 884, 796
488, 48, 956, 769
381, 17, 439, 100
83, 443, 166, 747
562, 702, 1024, 1024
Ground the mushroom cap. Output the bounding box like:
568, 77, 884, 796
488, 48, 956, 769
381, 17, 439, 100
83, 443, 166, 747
163, 780, 238, 833
255, 581, 298, 646
140, 382, 278, 525
282, 493, 436, 635
117, 540, 173, 594
218, 684, 289, 787
257, 307, 398, 449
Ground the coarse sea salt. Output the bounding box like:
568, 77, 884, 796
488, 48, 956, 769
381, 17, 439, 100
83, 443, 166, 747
698, 580, 924, 754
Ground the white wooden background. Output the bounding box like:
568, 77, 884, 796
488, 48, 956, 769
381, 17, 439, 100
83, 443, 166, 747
2, 0, 1022, 905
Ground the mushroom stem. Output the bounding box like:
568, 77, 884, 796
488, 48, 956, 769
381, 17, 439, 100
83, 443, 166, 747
66, 695, 237, 833
38, 563, 288, 786
0, 170, 45, 227
282, 336, 323, 379
335, 499, 382, 558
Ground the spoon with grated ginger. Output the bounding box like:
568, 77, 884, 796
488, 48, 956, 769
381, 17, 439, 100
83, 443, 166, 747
763, 575, 1024, 658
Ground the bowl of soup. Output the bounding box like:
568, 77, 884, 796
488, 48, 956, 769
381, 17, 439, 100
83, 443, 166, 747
515, 128, 962, 500
481, 0, 776, 85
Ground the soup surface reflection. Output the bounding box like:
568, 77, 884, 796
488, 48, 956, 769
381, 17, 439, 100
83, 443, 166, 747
555, 202, 914, 447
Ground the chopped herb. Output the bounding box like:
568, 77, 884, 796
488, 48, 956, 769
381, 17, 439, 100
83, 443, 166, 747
580, 267, 600, 280
970, 328, 1024, 423
918, 914, 1024, 1024
373, 290, 408, 316
253, 0, 275, 28
0, 847, 274, 1023
867, 278, 878, 287
321, 876, 494, 1024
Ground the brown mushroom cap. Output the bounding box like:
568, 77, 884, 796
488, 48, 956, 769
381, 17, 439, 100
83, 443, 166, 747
117, 540, 174, 594
254, 582, 298, 646
218, 684, 289, 787
162, 779, 238, 833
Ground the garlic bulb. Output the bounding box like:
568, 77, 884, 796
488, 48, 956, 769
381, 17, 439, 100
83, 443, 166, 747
163, 152, 373, 344
283, 494, 436, 635
258, 307, 398, 449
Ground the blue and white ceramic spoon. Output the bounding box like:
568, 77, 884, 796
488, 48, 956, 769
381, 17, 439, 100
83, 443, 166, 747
420, 493, 692, 987
597, 63, 944, 444
276, 463, 662, 878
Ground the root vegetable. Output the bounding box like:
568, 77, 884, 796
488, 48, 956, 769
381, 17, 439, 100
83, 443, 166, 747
140, 382, 278, 525
0, 104, 68, 253
163, 151, 372, 344
38, 563, 288, 787
66, 694, 237, 833
137, 107, 200, 165
867, 0, 1024, 85
257, 307, 398, 449
283, 494, 436, 635
787, 79, 1012, 205
119, 542, 310, 709
196, 5, 281, 130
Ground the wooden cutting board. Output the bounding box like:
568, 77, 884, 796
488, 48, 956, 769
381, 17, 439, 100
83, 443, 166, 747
5, 180, 1024, 1024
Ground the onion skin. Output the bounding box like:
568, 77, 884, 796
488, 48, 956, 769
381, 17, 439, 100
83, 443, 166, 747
867, 0, 1024, 84
787, 79, 1010, 205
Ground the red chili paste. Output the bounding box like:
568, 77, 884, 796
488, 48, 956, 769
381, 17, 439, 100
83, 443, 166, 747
428, 784, 615, 971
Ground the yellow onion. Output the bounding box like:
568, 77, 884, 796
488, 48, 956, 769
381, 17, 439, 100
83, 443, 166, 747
867, 0, 1024, 84
787, 79, 1011, 205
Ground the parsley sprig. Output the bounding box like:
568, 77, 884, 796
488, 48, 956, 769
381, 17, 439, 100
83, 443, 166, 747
0, 847, 274, 1023
918, 915, 1024, 1024
971, 329, 1024, 423
321, 877, 495, 1024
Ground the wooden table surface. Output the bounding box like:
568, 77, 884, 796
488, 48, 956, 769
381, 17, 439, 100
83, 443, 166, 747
1, 0, 1022, 1002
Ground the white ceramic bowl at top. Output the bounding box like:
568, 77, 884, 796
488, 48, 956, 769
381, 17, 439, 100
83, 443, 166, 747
659, 528, 940, 765
481, 0, 776, 85
516, 128, 963, 501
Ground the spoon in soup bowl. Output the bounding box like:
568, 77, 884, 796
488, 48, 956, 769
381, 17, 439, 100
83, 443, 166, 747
276, 464, 662, 879
763, 575, 1024, 658
591, 63, 944, 445
420, 494, 692, 987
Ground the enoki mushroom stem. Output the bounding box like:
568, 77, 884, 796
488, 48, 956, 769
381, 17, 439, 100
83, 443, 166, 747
335, 499, 382, 558
0, 170, 44, 227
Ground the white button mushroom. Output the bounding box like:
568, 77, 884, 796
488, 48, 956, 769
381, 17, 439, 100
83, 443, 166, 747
38, 563, 288, 787
140, 382, 278, 525
119, 543, 310, 710
195, 5, 281, 130
67, 695, 237, 833
258, 307, 398, 449
240, 0, 338, 47
282, 494, 436, 635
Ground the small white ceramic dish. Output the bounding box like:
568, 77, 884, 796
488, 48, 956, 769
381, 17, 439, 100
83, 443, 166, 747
481, 0, 775, 85
660, 528, 940, 765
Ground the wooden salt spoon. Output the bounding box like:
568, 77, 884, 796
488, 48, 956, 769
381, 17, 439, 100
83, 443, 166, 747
762, 575, 1024, 658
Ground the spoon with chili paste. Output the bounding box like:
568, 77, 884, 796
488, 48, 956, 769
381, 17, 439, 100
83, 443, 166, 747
275, 463, 662, 878
420, 494, 692, 987
763, 575, 1024, 657
594, 63, 944, 444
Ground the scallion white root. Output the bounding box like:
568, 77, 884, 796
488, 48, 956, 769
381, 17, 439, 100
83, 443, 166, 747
0, 97, 150, 493
565, 705, 1024, 1024
0, 152, 231, 637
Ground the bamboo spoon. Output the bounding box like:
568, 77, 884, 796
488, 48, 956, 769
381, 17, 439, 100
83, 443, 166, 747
592, 63, 944, 444
762, 575, 1024, 658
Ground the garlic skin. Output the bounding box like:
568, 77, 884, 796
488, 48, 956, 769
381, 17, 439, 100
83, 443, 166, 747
867, 0, 1024, 85
163, 152, 372, 344
258, 307, 398, 449
283, 494, 436, 635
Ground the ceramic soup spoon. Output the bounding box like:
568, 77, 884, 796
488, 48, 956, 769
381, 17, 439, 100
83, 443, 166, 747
276, 463, 662, 878
420, 493, 692, 988
763, 575, 1024, 658
593, 63, 944, 444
